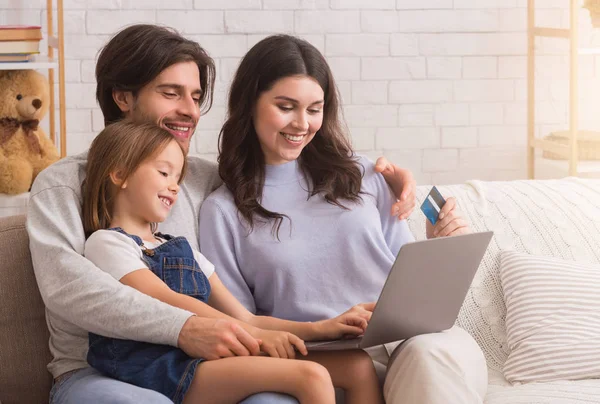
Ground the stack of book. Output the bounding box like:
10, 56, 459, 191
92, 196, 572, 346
0, 25, 42, 63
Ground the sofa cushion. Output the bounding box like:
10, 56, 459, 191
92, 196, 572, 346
500, 250, 600, 384
486, 368, 600, 404
0, 215, 52, 404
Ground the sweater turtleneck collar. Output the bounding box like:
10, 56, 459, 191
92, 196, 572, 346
263, 159, 304, 186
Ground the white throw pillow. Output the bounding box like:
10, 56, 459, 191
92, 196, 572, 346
500, 250, 600, 384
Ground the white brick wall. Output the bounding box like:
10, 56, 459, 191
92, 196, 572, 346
2, 0, 598, 184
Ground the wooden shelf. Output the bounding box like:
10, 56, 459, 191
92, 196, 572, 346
532, 137, 600, 174
536, 155, 600, 178
528, 0, 587, 178
0, 55, 58, 70
533, 27, 570, 38
532, 138, 570, 159
0, 0, 67, 158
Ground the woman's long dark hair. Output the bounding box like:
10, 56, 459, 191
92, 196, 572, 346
218, 34, 362, 237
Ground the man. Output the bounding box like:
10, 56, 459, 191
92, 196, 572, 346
28, 25, 417, 403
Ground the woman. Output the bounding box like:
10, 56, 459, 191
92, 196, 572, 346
199, 35, 486, 404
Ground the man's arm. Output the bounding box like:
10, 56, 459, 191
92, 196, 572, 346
29, 179, 258, 360
27, 185, 192, 346
374, 156, 417, 220
361, 156, 415, 255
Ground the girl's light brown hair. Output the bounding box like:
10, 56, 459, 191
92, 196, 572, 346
82, 120, 187, 237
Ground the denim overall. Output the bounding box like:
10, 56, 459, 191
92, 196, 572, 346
87, 228, 211, 404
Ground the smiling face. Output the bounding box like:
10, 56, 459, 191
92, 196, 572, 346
117, 61, 202, 154
112, 139, 185, 233
253, 75, 325, 165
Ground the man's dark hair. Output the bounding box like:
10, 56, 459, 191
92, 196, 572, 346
96, 24, 216, 126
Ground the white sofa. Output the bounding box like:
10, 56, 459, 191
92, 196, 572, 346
2, 178, 599, 403
409, 178, 600, 403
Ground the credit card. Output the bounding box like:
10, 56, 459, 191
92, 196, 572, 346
420, 186, 446, 225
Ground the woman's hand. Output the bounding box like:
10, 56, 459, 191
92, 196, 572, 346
426, 196, 470, 239
375, 157, 417, 220
252, 328, 307, 359
313, 302, 375, 341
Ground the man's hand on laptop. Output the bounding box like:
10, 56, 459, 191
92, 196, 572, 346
427, 197, 471, 239
178, 316, 261, 360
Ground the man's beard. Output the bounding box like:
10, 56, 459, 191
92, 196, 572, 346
129, 99, 155, 125
129, 101, 192, 155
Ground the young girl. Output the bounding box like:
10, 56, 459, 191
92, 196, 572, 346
81, 119, 383, 404
199, 35, 473, 401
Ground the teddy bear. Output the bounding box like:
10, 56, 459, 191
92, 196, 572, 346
0, 69, 60, 194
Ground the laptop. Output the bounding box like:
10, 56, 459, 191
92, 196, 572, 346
305, 231, 493, 351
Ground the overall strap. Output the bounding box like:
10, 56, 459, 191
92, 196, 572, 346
106, 227, 162, 257
107, 227, 143, 245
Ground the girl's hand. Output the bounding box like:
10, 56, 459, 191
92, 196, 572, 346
253, 329, 307, 359
426, 196, 471, 239
313, 302, 374, 340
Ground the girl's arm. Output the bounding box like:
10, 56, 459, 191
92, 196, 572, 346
120, 267, 365, 343
207, 272, 366, 341
119, 268, 304, 358
119, 268, 257, 334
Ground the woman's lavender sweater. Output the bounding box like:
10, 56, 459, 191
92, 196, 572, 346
199, 156, 415, 322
